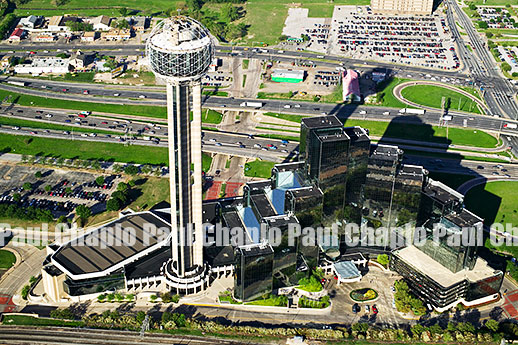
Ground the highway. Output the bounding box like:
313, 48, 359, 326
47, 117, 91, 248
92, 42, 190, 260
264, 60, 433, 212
0, 103, 516, 178
3, 78, 518, 140
447, 0, 518, 156
0, 42, 473, 79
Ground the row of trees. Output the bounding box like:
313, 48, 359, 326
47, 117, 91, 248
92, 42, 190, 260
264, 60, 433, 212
394, 280, 427, 316
0, 203, 53, 222
0, 13, 16, 39
39, 305, 517, 343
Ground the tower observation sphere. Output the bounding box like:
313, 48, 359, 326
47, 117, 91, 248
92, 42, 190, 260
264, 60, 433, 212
146, 16, 214, 294
146, 16, 214, 82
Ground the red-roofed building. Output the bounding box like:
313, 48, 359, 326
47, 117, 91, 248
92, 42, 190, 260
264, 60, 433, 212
9, 28, 24, 42
342, 69, 361, 102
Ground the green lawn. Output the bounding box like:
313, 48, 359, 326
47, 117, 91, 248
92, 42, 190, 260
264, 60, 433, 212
0, 132, 212, 169
12, 0, 184, 16
201, 109, 223, 124
465, 181, 518, 227
372, 78, 412, 109
471, 0, 515, 4
127, 177, 170, 211
242, 59, 249, 69
244, 160, 276, 178
34, 72, 96, 83
0, 249, 16, 270
242, 75, 247, 88
0, 89, 167, 118
1, 315, 84, 327
400, 85, 483, 114
263, 113, 499, 149
245, 295, 287, 307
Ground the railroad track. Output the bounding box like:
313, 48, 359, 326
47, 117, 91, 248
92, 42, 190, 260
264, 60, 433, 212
0, 326, 262, 345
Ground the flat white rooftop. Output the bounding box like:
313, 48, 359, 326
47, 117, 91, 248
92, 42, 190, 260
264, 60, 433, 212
395, 245, 499, 288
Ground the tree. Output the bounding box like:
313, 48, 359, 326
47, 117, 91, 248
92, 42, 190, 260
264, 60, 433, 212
221, 3, 239, 22
35, 171, 42, 179
112, 164, 123, 173
136, 311, 146, 324
486, 31, 493, 38
117, 182, 128, 192
51, 0, 69, 6
76, 205, 92, 222
124, 165, 139, 175
45, 185, 52, 193
186, 0, 203, 11
411, 324, 426, 336
469, 3, 477, 10
377, 254, 389, 266
478, 21, 488, 29
95, 176, 105, 186
502, 62, 512, 72
351, 322, 369, 333
106, 198, 122, 211
22, 182, 33, 191
119, 7, 128, 16
486, 319, 499, 333
115, 19, 130, 29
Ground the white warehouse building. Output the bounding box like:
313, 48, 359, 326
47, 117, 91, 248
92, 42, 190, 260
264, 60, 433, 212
14, 58, 71, 75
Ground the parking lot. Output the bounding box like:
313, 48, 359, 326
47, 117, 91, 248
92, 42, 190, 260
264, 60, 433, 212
282, 6, 458, 70
0, 164, 122, 217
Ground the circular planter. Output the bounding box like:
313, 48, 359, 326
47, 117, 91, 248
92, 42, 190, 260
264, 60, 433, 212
350, 288, 378, 302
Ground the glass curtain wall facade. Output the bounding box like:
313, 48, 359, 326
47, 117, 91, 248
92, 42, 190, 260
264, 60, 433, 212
234, 244, 274, 301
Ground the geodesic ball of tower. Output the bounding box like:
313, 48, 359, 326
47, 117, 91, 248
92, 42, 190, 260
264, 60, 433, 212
146, 16, 214, 82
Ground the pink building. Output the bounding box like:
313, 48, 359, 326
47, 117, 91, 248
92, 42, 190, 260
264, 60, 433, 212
342, 69, 361, 102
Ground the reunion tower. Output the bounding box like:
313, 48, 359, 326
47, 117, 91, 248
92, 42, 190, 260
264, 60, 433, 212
146, 17, 214, 293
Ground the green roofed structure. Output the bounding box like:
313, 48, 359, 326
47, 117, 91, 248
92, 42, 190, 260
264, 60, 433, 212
271, 69, 305, 83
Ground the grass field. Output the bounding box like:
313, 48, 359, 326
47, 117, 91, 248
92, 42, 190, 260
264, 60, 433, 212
127, 177, 170, 211
471, 0, 516, 4
244, 159, 276, 178
263, 113, 499, 148
0, 89, 167, 118
242, 59, 249, 69
0, 249, 16, 270
34, 72, 96, 83
465, 181, 518, 227
0, 116, 122, 136
400, 85, 483, 114
12, 0, 184, 16
201, 109, 223, 124
1, 315, 84, 327
0, 132, 213, 169
372, 78, 412, 109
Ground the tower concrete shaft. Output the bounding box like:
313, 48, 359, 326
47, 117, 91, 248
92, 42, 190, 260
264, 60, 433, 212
167, 80, 203, 277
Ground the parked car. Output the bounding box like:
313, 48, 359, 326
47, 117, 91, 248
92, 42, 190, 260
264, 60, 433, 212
352, 303, 360, 314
